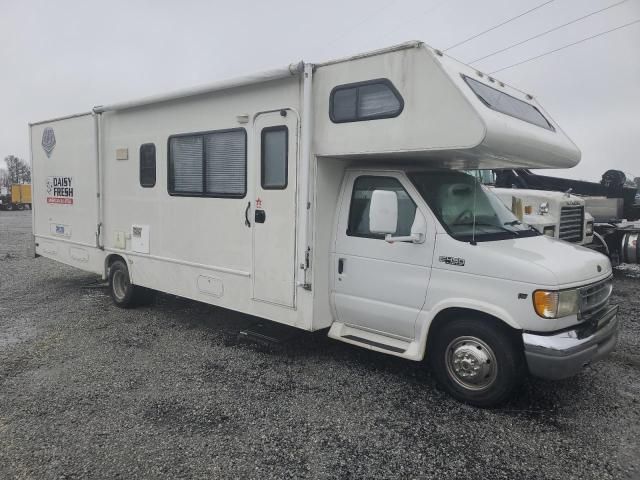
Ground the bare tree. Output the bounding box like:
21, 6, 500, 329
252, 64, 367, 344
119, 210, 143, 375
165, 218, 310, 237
3, 155, 31, 184
0, 168, 9, 189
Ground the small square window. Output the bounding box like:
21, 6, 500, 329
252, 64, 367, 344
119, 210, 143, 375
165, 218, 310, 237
139, 143, 156, 188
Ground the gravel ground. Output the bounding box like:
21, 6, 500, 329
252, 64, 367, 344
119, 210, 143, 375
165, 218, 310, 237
1, 210, 639, 479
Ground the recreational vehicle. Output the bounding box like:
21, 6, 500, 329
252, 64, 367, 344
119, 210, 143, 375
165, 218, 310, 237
30, 42, 617, 406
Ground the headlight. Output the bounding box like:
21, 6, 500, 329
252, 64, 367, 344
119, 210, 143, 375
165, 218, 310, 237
539, 202, 549, 215
543, 226, 555, 237
533, 289, 580, 318
586, 221, 594, 236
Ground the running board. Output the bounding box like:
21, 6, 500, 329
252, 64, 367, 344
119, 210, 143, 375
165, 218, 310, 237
328, 322, 422, 360
342, 335, 406, 353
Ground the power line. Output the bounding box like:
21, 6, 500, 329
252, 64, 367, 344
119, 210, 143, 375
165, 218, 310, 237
469, 0, 629, 64
444, 0, 555, 51
490, 19, 640, 73
322, 0, 402, 52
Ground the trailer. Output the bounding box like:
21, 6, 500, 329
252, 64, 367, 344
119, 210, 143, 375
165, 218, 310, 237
30, 41, 618, 406
0, 184, 32, 210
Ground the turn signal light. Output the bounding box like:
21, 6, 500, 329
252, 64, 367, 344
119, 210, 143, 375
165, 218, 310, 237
533, 289, 580, 318
533, 290, 558, 318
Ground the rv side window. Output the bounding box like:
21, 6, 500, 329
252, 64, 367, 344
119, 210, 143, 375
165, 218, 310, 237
330, 79, 403, 123
168, 128, 246, 198
139, 143, 156, 188
462, 76, 554, 131
261, 126, 288, 189
347, 176, 416, 239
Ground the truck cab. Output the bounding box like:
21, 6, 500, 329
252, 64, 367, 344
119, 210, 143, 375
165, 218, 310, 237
329, 166, 617, 406
468, 170, 595, 245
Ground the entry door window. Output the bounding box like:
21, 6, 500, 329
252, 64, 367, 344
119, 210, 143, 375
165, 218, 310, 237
347, 176, 417, 239
261, 126, 288, 189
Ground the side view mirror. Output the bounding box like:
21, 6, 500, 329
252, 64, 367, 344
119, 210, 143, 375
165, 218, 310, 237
369, 190, 426, 244
369, 190, 398, 235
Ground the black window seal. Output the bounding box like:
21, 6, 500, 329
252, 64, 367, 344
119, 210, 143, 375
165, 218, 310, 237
346, 175, 416, 240
167, 127, 247, 199
139, 143, 156, 188
329, 78, 404, 124
260, 125, 288, 190
461, 74, 555, 132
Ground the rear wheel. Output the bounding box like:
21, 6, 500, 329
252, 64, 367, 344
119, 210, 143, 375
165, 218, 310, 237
429, 317, 524, 407
108, 259, 155, 308
16, 204, 24, 211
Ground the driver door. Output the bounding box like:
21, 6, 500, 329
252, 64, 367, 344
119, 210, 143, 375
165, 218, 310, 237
331, 172, 434, 340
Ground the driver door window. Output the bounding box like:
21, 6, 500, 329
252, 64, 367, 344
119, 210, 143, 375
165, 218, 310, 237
347, 176, 417, 239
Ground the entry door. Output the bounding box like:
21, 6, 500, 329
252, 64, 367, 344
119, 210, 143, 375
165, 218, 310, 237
252, 110, 298, 307
332, 173, 433, 340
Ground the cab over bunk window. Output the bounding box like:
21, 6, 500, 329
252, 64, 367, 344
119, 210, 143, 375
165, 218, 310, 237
168, 128, 246, 197
330, 79, 404, 123
348, 176, 416, 239
462, 75, 554, 131
139, 143, 156, 188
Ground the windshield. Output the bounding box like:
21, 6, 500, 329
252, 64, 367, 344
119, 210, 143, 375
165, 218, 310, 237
409, 170, 540, 242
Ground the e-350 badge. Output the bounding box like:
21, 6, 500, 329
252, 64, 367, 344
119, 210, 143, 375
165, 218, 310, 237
439, 256, 465, 266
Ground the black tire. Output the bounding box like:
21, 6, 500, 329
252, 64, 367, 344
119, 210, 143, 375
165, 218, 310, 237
428, 317, 524, 407
108, 259, 155, 308
5, 203, 13, 211
16, 204, 24, 211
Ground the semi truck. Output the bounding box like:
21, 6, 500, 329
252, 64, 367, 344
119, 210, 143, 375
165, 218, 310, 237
29, 41, 617, 406
489, 169, 640, 264
0, 184, 32, 210
469, 170, 595, 246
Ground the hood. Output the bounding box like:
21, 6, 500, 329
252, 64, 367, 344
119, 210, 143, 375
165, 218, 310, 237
434, 234, 611, 287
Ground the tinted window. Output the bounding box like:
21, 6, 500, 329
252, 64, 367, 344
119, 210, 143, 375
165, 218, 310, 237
168, 128, 246, 197
330, 79, 403, 123
139, 143, 156, 188
348, 176, 416, 239
463, 76, 554, 131
261, 126, 288, 189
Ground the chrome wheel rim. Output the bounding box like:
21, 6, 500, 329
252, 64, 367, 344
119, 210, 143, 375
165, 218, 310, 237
112, 270, 129, 301
445, 336, 498, 391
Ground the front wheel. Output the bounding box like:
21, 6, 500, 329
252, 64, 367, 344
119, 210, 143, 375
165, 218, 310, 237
429, 318, 524, 407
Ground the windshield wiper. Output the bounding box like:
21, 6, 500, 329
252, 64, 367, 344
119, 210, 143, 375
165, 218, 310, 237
504, 220, 521, 226
456, 222, 520, 236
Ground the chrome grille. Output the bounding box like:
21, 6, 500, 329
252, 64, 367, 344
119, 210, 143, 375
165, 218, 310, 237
579, 276, 613, 319
559, 206, 584, 242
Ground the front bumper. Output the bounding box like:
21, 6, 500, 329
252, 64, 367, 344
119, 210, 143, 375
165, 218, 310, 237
522, 305, 619, 380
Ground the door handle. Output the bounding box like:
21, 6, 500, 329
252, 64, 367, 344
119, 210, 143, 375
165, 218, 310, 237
338, 258, 344, 274
244, 202, 251, 227
255, 209, 266, 223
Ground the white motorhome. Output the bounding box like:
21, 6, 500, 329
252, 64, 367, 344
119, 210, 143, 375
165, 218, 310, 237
30, 42, 617, 406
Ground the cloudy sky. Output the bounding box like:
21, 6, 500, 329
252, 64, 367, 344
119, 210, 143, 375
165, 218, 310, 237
1, 0, 639, 181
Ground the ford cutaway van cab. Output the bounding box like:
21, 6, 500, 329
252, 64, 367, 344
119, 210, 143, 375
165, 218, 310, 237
30, 42, 617, 406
